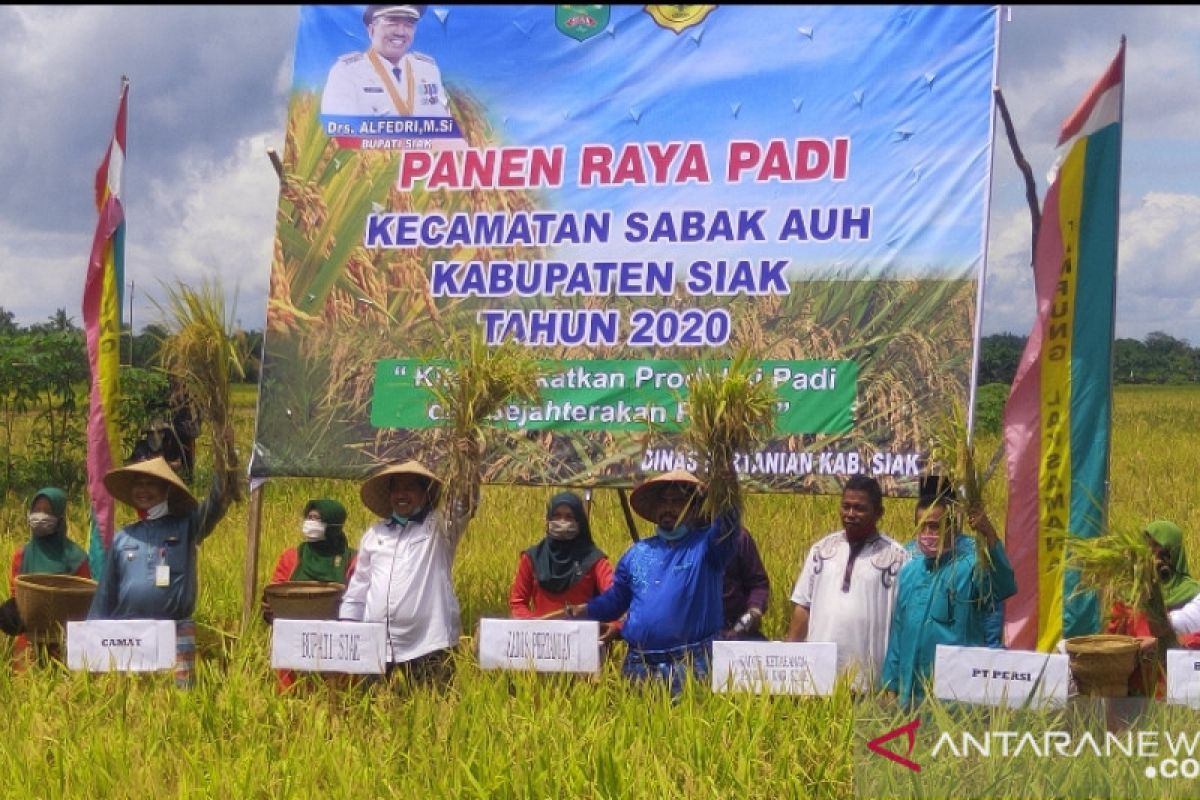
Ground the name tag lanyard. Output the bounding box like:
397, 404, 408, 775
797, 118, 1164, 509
156, 545, 170, 587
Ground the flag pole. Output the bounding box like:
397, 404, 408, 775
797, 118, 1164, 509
240, 147, 285, 629
83, 75, 130, 577
127, 280, 135, 367
1101, 36, 1127, 534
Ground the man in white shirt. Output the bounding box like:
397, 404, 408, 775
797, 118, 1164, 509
785, 474, 909, 692
321, 5, 451, 118
339, 460, 473, 684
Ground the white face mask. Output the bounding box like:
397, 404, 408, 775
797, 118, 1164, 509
301, 519, 327, 542
145, 500, 170, 520
28, 512, 58, 537
547, 519, 580, 540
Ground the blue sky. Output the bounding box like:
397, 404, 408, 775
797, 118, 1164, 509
0, 5, 1197, 343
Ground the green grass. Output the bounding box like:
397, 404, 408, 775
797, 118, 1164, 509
0, 385, 1197, 798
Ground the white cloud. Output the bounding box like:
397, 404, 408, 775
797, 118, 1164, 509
128, 131, 281, 331
984, 192, 1200, 343
982, 207, 1037, 336
1113, 192, 1200, 342
1, 5, 1198, 345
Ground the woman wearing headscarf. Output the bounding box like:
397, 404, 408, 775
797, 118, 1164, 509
1147, 521, 1200, 619
509, 492, 618, 640
261, 499, 357, 624
1, 488, 91, 666
1106, 520, 1200, 695
261, 499, 357, 691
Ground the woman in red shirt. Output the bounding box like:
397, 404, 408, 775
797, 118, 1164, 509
261, 498, 357, 691
509, 491, 618, 640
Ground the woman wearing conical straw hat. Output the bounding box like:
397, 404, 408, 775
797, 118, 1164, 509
87, 456, 233, 689
338, 459, 476, 685
562, 470, 740, 697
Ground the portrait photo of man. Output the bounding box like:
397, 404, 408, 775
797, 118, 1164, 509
321, 5, 451, 118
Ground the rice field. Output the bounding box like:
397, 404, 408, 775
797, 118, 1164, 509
0, 384, 1197, 799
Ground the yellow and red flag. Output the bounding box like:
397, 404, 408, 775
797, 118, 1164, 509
82, 78, 128, 575
1004, 42, 1125, 650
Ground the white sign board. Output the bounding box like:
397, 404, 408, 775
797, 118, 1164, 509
66, 620, 176, 672
1166, 649, 1200, 709
478, 618, 601, 674
711, 641, 837, 695
933, 644, 1069, 709
271, 619, 387, 674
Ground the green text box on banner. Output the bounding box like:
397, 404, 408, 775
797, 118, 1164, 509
372, 359, 857, 434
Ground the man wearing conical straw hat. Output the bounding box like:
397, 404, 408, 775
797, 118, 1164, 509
562, 469, 739, 696
88, 455, 233, 689
339, 459, 475, 684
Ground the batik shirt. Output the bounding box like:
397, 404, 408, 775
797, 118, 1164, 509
791, 530, 909, 691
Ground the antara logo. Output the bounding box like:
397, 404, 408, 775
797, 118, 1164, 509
867, 719, 922, 772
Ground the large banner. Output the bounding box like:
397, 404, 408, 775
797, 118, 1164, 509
254, 4, 998, 493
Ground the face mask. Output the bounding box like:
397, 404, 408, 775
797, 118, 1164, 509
145, 500, 170, 521
657, 523, 690, 542
917, 532, 943, 558
302, 519, 327, 542
547, 519, 579, 540
391, 513, 410, 526
1157, 561, 1175, 581
28, 512, 58, 537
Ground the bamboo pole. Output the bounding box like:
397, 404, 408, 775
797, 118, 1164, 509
241, 480, 265, 630
993, 87, 1042, 266
240, 148, 285, 630
979, 87, 1046, 477
616, 488, 640, 544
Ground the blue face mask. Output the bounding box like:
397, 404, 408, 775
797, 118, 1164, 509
391, 513, 410, 526
656, 523, 690, 542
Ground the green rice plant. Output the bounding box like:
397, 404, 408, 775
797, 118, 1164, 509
679, 349, 778, 518
154, 279, 246, 501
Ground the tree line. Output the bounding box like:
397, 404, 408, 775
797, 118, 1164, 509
0, 306, 262, 495
978, 332, 1200, 386
0, 306, 264, 380
2, 306, 1195, 494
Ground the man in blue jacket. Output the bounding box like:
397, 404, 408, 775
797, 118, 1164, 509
564, 470, 738, 695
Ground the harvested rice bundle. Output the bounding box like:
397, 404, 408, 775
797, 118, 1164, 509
425, 329, 541, 517
1067, 524, 1176, 647
156, 280, 246, 502
925, 398, 991, 569
680, 349, 778, 519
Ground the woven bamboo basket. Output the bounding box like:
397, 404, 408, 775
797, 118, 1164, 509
263, 581, 345, 621
14, 574, 98, 645
1064, 634, 1140, 697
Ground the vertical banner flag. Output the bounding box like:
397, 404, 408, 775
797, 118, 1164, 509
1004, 41, 1125, 651
256, 6, 998, 494
82, 78, 129, 573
